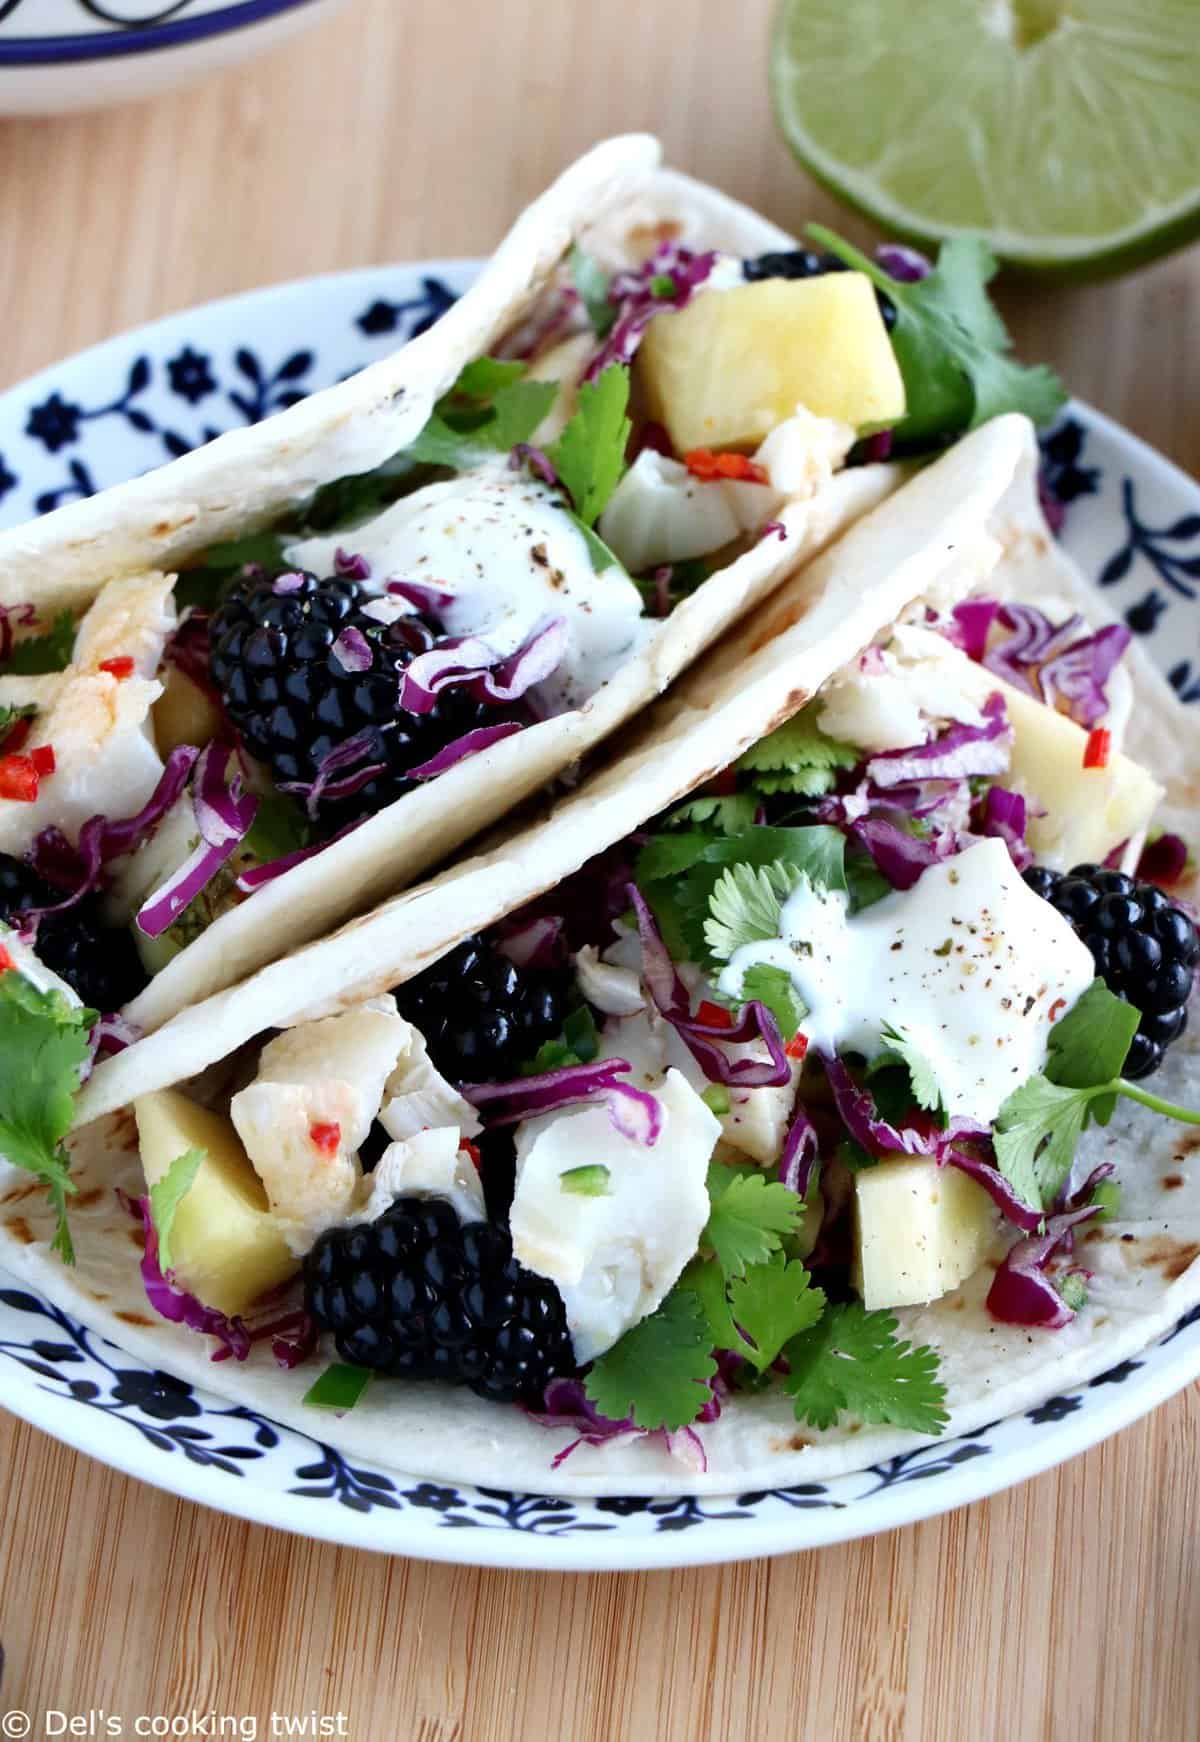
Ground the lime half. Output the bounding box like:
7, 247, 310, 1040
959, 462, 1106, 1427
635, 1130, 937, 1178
771, 0, 1200, 277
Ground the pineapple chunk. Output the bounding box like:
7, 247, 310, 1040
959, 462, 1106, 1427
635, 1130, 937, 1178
152, 662, 223, 759
636, 274, 905, 453
134, 1088, 297, 1316
853, 1157, 996, 1310
954, 663, 1163, 868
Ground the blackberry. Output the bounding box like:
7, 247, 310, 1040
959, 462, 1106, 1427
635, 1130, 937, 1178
392, 933, 566, 1083
1024, 863, 1200, 1078
208, 571, 525, 827
304, 1196, 575, 1401
742, 248, 898, 330
0, 853, 147, 1012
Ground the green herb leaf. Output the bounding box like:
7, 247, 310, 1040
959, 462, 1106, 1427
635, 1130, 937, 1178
873, 1022, 944, 1116
783, 1301, 948, 1435
302, 1363, 374, 1411
0, 702, 38, 740
522, 1005, 599, 1076
406, 358, 557, 470
559, 1164, 611, 1197
809, 226, 1066, 446
737, 706, 858, 778
584, 1290, 717, 1431
729, 1253, 826, 1374
992, 1074, 1095, 1210
704, 862, 808, 964
3, 609, 76, 676
570, 244, 616, 339
677, 1256, 740, 1351
1045, 978, 1139, 1123
1056, 1272, 1089, 1313
0, 972, 97, 1262
703, 1161, 807, 1280
1090, 1178, 1122, 1222
149, 1147, 205, 1273
241, 789, 310, 865
565, 512, 625, 574
739, 963, 807, 1037
664, 794, 759, 836
751, 767, 841, 798
548, 363, 631, 527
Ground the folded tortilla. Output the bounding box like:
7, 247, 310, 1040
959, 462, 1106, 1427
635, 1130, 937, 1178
0, 136, 903, 1036
13, 412, 1190, 1499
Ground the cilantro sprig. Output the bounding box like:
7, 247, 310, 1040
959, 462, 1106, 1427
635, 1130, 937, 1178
0, 971, 96, 1262
993, 980, 1200, 1210
148, 1147, 205, 1273
546, 362, 631, 529
2, 609, 76, 677
408, 357, 557, 470
585, 1160, 946, 1436
809, 226, 1066, 447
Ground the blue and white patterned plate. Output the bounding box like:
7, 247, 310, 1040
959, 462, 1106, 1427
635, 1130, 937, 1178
0, 262, 1198, 1570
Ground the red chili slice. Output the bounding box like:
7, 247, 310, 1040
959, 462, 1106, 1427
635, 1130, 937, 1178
684, 448, 770, 486
30, 744, 56, 777
460, 1139, 482, 1172
785, 1032, 810, 1062
697, 1000, 733, 1030
1083, 727, 1111, 770
98, 656, 136, 680
0, 755, 39, 802
1047, 998, 1067, 1023
0, 945, 13, 973
0, 718, 31, 755
308, 1121, 342, 1156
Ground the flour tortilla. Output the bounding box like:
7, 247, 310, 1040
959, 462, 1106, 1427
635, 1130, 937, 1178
5, 412, 1198, 1496
0, 137, 904, 1034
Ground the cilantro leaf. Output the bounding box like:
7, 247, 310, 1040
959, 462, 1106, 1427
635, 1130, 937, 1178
3, 609, 76, 676
737, 707, 858, 778
0, 702, 38, 740
677, 1256, 740, 1351
242, 789, 310, 865
729, 1254, 826, 1373
1046, 978, 1139, 1123
751, 767, 841, 798
547, 364, 631, 526
566, 513, 625, 574
992, 1074, 1095, 1210
809, 226, 1067, 446
703, 1161, 806, 1280
584, 1290, 717, 1431
783, 1301, 948, 1435
665, 794, 759, 836
406, 358, 557, 470
0, 973, 96, 1262
149, 1147, 205, 1273
739, 963, 806, 1037
874, 1022, 944, 1115
1056, 1272, 1089, 1313
635, 830, 717, 885
570, 244, 616, 339
704, 862, 808, 964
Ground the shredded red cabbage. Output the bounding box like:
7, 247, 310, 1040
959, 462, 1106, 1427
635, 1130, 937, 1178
334, 549, 372, 581
980, 604, 1131, 729
399, 617, 568, 715
866, 693, 1010, 787
386, 578, 455, 613
510, 443, 561, 489
942, 1148, 1043, 1233
652, 566, 673, 618
821, 1053, 994, 1166
163, 613, 220, 701
279, 730, 385, 819
584, 244, 717, 382
527, 1375, 718, 1471
137, 1199, 251, 1358
137, 743, 258, 938
977, 785, 1032, 870
628, 885, 791, 1087
235, 817, 363, 893
779, 1099, 819, 1198
271, 571, 306, 595
331, 626, 373, 673
495, 913, 565, 970
630, 420, 674, 461
462, 1058, 663, 1146
876, 243, 931, 282
759, 519, 789, 542
408, 722, 523, 780
986, 1203, 1101, 1329
1137, 832, 1189, 887
848, 817, 958, 890
0, 601, 39, 665
24, 745, 202, 923
948, 598, 1000, 660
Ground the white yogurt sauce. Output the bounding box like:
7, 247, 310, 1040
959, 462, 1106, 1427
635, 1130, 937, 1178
717, 838, 1095, 1122
287, 460, 652, 714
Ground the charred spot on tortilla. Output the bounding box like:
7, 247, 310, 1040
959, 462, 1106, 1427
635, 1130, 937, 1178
1162, 1174, 1185, 1191
1138, 1237, 1200, 1282
116, 1310, 155, 1327
74, 1188, 104, 1211
6, 1218, 32, 1245
628, 218, 684, 252
0, 1183, 42, 1207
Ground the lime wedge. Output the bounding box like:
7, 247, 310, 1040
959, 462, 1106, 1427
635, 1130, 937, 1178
771, 0, 1200, 277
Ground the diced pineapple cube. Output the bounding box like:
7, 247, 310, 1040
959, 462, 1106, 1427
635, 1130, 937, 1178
134, 1088, 298, 1316
954, 664, 1164, 868
853, 1157, 996, 1310
636, 273, 905, 453
152, 662, 223, 759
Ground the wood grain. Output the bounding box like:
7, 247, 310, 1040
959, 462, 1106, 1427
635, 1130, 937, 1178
1, 2, 1198, 1737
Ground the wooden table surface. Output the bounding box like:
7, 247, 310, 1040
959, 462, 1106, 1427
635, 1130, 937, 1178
2, 2, 1198, 1736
